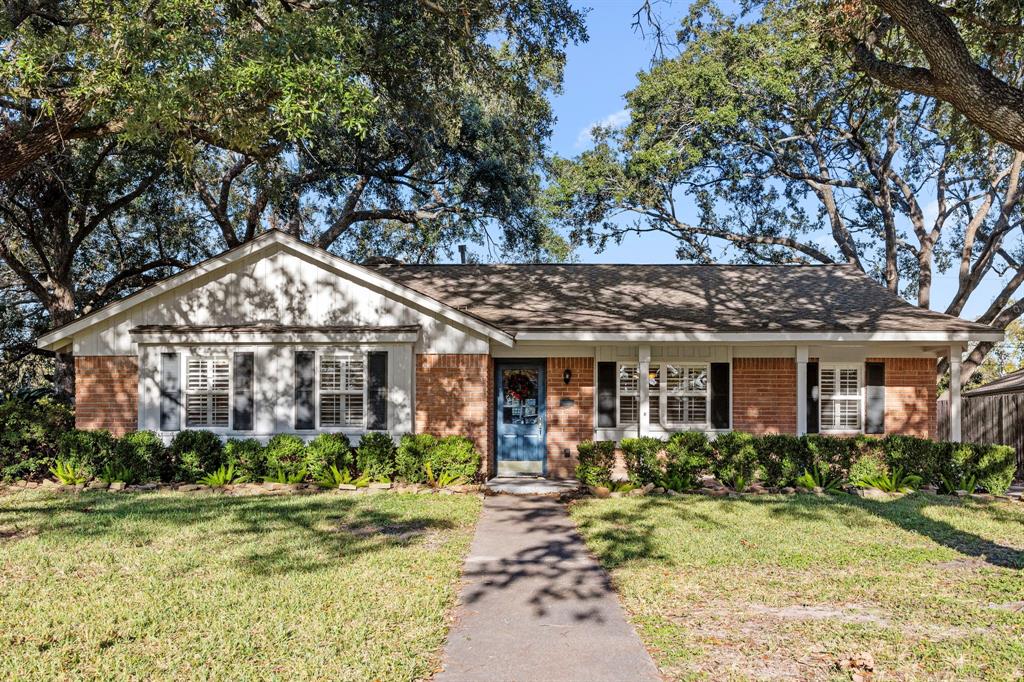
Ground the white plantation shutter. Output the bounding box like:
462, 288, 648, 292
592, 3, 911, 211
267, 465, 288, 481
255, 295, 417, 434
618, 364, 639, 425
664, 364, 709, 426
820, 366, 862, 431
185, 357, 230, 427
320, 356, 365, 427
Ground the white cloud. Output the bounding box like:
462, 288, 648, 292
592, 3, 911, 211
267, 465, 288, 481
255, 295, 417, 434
575, 108, 630, 148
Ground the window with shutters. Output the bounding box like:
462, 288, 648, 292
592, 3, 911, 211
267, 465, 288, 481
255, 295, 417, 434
319, 354, 366, 428
185, 356, 230, 428
820, 364, 862, 431
663, 364, 709, 426
617, 364, 639, 425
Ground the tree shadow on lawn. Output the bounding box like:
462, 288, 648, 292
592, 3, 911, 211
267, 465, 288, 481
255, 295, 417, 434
0, 491, 458, 576
573, 494, 1023, 571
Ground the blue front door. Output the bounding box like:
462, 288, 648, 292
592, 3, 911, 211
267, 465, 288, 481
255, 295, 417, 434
495, 361, 546, 476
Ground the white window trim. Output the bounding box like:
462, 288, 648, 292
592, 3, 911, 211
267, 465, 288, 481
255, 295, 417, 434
315, 350, 368, 431
184, 350, 233, 431
819, 363, 864, 433
661, 362, 711, 429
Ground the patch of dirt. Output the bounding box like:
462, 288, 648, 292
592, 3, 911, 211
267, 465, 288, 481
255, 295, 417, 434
933, 557, 988, 571
0, 526, 37, 543
745, 604, 888, 626
988, 600, 1024, 612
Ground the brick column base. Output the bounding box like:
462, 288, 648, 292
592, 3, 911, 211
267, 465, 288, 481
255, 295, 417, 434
415, 354, 493, 477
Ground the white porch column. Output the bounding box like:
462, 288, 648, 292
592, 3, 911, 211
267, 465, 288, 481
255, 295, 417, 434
949, 345, 962, 442
638, 344, 651, 437
796, 345, 809, 435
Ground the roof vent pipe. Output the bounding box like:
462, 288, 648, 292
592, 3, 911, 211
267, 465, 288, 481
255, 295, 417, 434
458, 245, 467, 264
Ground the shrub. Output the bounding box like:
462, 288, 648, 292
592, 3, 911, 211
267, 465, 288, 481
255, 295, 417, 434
425, 435, 479, 482
112, 430, 164, 482
620, 436, 664, 485
305, 433, 352, 480
711, 431, 757, 483
224, 438, 266, 482
967, 444, 1016, 496
753, 433, 808, 487
794, 463, 844, 493
264, 434, 307, 478
575, 440, 616, 486
395, 433, 438, 483
356, 432, 397, 479
315, 464, 354, 488
168, 430, 225, 481
199, 463, 244, 487
56, 429, 116, 479
662, 432, 713, 489
99, 462, 134, 484
0, 395, 74, 480
803, 435, 857, 474
849, 449, 889, 486
881, 435, 942, 484
855, 466, 922, 493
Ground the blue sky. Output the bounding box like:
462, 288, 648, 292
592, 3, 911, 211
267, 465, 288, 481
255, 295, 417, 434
532, 1, 1007, 320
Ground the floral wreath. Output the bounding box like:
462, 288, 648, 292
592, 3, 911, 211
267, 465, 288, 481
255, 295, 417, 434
505, 371, 534, 402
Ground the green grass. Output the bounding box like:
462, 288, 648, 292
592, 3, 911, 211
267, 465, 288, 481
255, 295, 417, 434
0, 490, 481, 681
570, 493, 1024, 680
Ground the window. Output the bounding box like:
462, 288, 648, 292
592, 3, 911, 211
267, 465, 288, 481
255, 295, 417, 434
820, 365, 862, 431
185, 356, 230, 427
618, 364, 639, 425
664, 364, 709, 426
319, 355, 366, 428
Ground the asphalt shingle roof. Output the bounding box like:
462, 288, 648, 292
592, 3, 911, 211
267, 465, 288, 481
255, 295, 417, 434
376, 262, 996, 335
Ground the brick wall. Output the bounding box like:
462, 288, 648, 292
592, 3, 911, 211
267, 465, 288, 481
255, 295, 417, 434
868, 356, 936, 438
415, 354, 493, 477
545, 357, 594, 478
75, 356, 138, 435
733, 357, 797, 434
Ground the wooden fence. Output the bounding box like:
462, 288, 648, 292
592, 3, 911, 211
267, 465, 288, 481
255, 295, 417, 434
937, 393, 1024, 478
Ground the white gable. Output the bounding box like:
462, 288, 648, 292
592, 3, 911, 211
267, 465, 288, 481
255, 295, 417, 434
43, 233, 505, 355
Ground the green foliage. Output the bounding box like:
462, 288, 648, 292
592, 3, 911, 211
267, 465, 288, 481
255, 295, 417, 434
56, 429, 116, 479
264, 434, 307, 479
660, 470, 697, 493
99, 462, 135, 485
425, 462, 468, 489
49, 459, 89, 485
753, 434, 810, 487
168, 430, 225, 481
848, 450, 889, 486
794, 464, 844, 493
0, 395, 74, 480
315, 465, 353, 489
200, 463, 244, 487
729, 471, 748, 493
425, 436, 479, 482
575, 440, 617, 486
264, 467, 307, 485
395, 434, 438, 483
939, 473, 978, 496
967, 444, 1016, 496
665, 431, 713, 481
305, 433, 352, 481
711, 431, 758, 484
224, 438, 267, 482
855, 467, 922, 494
620, 437, 664, 485
803, 435, 857, 473
882, 435, 943, 485
112, 430, 165, 483
356, 432, 397, 480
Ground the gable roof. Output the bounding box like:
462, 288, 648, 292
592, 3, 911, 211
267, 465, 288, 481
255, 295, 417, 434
964, 368, 1024, 397
375, 262, 1002, 341
37, 231, 514, 350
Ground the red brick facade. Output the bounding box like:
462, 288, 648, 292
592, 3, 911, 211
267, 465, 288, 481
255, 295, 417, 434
75, 356, 138, 435
732, 357, 797, 433
868, 356, 937, 439
415, 353, 493, 477
545, 357, 595, 478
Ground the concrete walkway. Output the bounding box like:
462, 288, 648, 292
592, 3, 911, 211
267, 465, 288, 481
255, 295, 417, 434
435, 496, 662, 681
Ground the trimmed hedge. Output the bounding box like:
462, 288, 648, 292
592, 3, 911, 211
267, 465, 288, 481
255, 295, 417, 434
615, 430, 1017, 496
575, 440, 616, 486
356, 432, 397, 480
395, 433, 480, 483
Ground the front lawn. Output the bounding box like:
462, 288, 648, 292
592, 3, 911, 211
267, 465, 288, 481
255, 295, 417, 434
571, 494, 1024, 680
0, 490, 481, 681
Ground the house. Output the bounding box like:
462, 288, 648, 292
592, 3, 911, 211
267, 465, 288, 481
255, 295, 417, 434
37, 230, 1001, 478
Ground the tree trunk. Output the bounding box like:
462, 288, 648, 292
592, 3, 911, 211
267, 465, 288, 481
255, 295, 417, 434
47, 289, 78, 403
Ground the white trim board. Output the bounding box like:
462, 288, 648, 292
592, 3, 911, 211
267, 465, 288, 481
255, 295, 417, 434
37, 231, 514, 350
513, 330, 1002, 343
